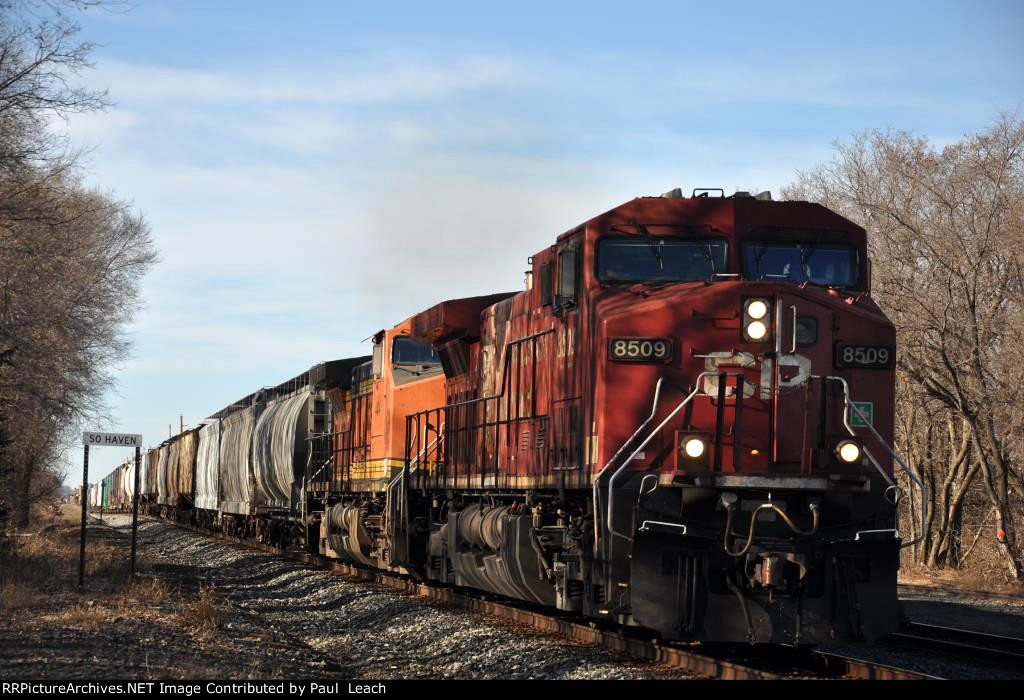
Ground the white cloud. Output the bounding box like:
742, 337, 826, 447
54, 108, 143, 143
91, 54, 528, 105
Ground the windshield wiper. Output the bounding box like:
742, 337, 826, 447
701, 244, 717, 279
799, 243, 818, 270
645, 238, 664, 271
754, 246, 767, 280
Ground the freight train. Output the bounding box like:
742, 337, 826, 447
93, 189, 922, 646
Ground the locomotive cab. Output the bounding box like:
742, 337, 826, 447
390, 190, 908, 648
584, 192, 904, 644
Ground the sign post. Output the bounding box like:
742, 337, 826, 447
130, 445, 141, 577
80, 432, 143, 589
79, 444, 89, 588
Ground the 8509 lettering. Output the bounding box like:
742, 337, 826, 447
835, 343, 894, 368
608, 337, 673, 363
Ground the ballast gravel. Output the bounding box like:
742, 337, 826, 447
114, 516, 687, 680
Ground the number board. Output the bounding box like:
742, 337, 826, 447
835, 344, 894, 369
609, 337, 673, 363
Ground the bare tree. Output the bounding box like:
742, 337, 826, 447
0, 0, 156, 529
785, 116, 1024, 580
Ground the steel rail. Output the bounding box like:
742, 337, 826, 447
883, 621, 1024, 669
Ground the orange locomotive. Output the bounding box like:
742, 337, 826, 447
306, 317, 451, 565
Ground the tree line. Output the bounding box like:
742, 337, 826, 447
785, 115, 1024, 581
0, 1, 157, 529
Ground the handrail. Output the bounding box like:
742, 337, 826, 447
607, 371, 731, 541
813, 374, 927, 548
592, 378, 663, 557
408, 328, 554, 418
386, 422, 444, 535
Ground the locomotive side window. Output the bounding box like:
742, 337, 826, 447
539, 262, 553, 306
556, 248, 578, 307
596, 238, 726, 283
742, 241, 859, 287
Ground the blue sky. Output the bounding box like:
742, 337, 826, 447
65, 1, 1023, 485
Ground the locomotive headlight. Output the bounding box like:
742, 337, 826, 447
742, 298, 772, 342
836, 440, 862, 464
745, 299, 769, 320
683, 437, 706, 459
745, 320, 768, 340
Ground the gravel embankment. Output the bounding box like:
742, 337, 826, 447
105, 515, 687, 680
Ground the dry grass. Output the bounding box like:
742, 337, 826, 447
56, 502, 86, 525
177, 586, 224, 641
0, 522, 137, 613
2, 521, 230, 656
127, 576, 173, 606
0, 515, 314, 679
901, 562, 1024, 597
0, 579, 44, 609
0, 530, 62, 611
46, 604, 107, 630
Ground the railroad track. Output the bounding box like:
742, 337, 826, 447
884, 621, 1024, 669
108, 514, 943, 680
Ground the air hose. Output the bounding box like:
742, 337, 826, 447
723, 502, 820, 557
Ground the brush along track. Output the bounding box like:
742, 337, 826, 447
134, 515, 934, 680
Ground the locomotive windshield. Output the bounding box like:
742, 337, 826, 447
392, 336, 440, 365
742, 241, 858, 287
597, 238, 727, 283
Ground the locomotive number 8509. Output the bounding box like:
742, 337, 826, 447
608, 337, 673, 362
835, 343, 895, 368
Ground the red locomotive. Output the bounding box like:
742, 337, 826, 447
100, 188, 917, 647
382, 188, 914, 644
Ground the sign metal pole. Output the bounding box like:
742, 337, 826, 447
78, 432, 143, 588
79, 444, 89, 588
131, 444, 141, 578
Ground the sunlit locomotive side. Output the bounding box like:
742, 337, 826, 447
392, 190, 907, 644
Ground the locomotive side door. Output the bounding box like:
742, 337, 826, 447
551, 239, 583, 475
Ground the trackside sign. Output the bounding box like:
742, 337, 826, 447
83, 432, 143, 447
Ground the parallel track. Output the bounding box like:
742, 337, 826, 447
128, 515, 938, 680
884, 621, 1024, 669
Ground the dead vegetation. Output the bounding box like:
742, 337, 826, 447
177, 586, 224, 641
786, 116, 1024, 585
0, 515, 340, 679
0, 1, 158, 531
0, 515, 224, 644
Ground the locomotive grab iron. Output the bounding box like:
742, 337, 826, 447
98, 188, 922, 647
